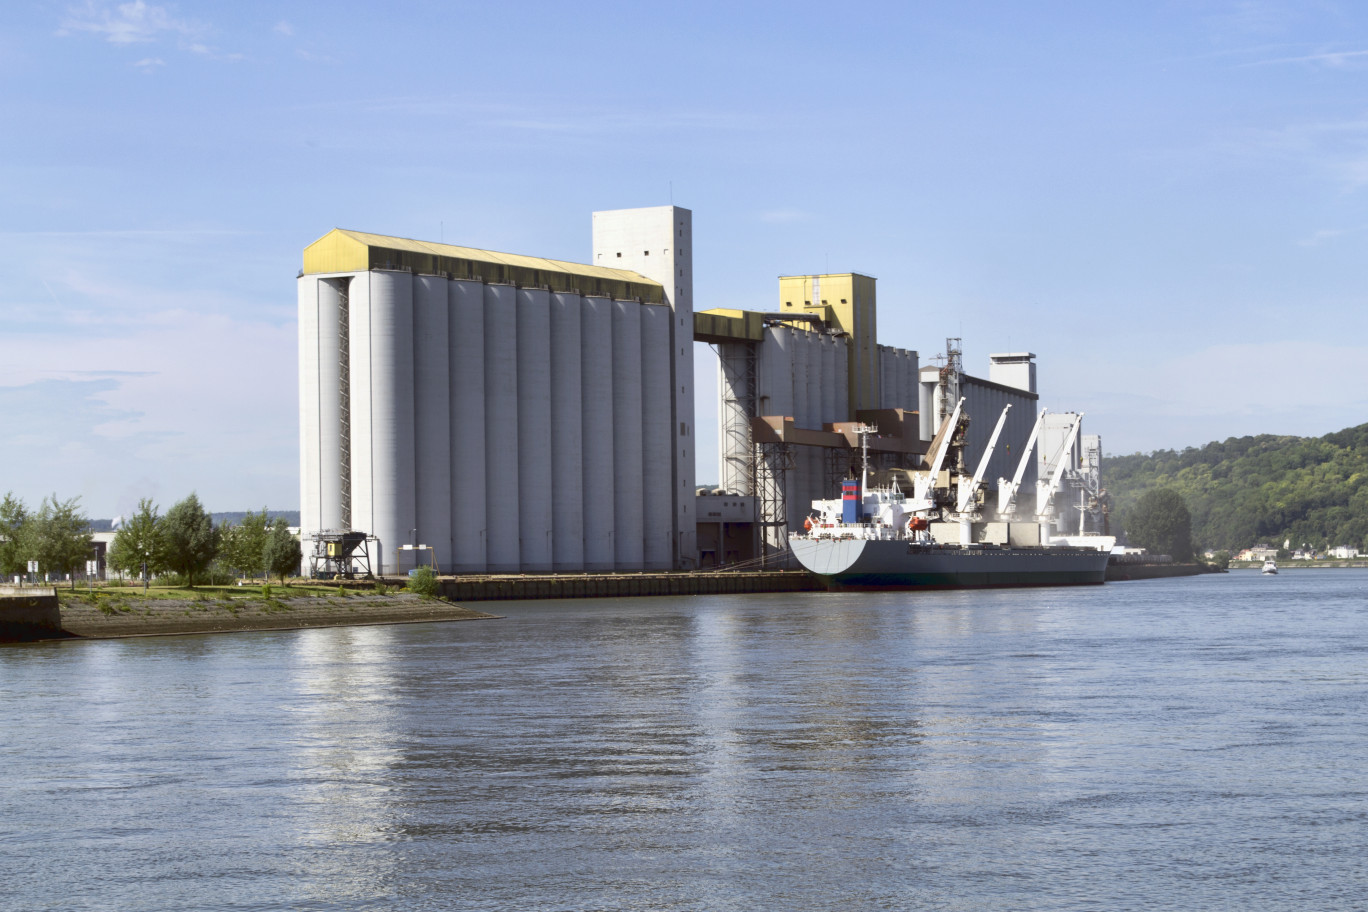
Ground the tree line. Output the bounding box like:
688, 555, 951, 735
0, 492, 301, 586
1104, 422, 1368, 553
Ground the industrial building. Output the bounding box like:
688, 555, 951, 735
297, 204, 1084, 576
697, 278, 1041, 562
298, 206, 696, 574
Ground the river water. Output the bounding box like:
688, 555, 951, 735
3, 571, 1366, 911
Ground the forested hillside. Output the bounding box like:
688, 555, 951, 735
1103, 424, 1368, 552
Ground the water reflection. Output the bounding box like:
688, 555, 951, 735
3, 575, 1367, 910
285, 626, 404, 906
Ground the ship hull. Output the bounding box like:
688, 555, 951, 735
791, 539, 1109, 590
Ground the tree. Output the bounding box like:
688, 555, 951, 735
162, 493, 219, 587
29, 495, 93, 587
108, 499, 169, 581
219, 508, 269, 578
263, 517, 301, 585
0, 493, 29, 579
1126, 487, 1193, 562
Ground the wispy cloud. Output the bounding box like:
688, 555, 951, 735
1241, 48, 1368, 68
273, 20, 294, 37
58, 1, 201, 45
1192, 114, 1368, 190
0, 310, 299, 515
58, 2, 242, 60
1296, 226, 1355, 247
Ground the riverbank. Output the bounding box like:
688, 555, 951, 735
1229, 559, 1368, 570
3, 585, 497, 641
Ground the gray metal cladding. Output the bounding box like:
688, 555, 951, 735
820, 334, 836, 425
516, 288, 554, 572
413, 275, 452, 569
367, 270, 417, 574
449, 279, 487, 573
804, 332, 821, 431
300, 266, 687, 574
760, 325, 794, 419
611, 299, 644, 568
483, 283, 520, 572
550, 292, 585, 571
580, 296, 616, 571
835, 336, 850, 422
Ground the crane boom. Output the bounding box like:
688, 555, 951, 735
997, 408, 1047, 517
957, 404, 1011, 514
1036, 412, 1085, 522
912, 397, 965, 507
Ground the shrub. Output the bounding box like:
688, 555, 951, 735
407, 566, 438, 597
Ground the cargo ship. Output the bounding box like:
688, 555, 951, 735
791, 399, 1113, 590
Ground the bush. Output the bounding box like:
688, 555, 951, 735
407, 565, 438, 597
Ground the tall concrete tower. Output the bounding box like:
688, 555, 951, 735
592, 206, 697, 569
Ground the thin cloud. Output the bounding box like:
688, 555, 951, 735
273, 20, 294, 37
1242, 48, 1368, 68
132, 56, 164, 71
58, 1, 201, 45
1296, 227, 1354, 247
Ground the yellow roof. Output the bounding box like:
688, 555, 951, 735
303, 229, 663, 303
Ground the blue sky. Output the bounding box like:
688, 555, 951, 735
4, 1, 1368, 517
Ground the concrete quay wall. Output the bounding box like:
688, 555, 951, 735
0, 587, 62, 642
414, 570, 822, 602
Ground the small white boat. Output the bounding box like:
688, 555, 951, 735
1261, 559, 1278, 575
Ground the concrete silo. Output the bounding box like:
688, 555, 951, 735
550, 292, 585, 572
449, 279, 487, 573
298, 211, 695, 577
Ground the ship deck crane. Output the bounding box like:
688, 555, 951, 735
1036, 412, 1085, 543
997, 409, 1047, 519
909, 397, 965, 512
957, 404, 1012, 515
952, 404, 1012, 545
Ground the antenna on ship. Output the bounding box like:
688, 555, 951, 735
856, 422, 879, 500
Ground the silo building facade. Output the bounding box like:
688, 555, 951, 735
298, 206, 697, 575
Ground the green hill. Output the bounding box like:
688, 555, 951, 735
1102, 424, 1368, 552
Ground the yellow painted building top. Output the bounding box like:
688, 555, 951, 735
779, 273, 880, 411
303, 229, 663, 303
694, 308, 766, 343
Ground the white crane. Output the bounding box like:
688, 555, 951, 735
951, 404, 1012, 544
1036, 412, 1085, 543
909, 397, 965, 512
957, 405, 1012, 515
997, 408, 1047, 519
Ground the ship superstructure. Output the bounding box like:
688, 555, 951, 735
792, 401, 1113, 589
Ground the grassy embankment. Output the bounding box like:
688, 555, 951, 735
54, 582, 496, 638
1227, 560, 1368, 570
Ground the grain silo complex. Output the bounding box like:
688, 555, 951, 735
298, 202, 1084, 578
298, 206, 696, 575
